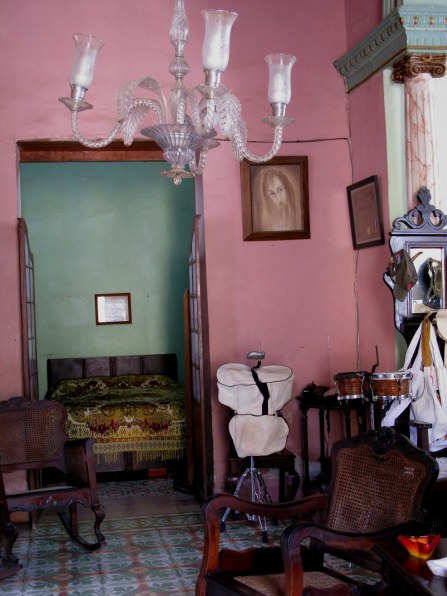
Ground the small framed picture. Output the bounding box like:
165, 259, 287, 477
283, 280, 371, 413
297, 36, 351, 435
347, 175, 384, 250
95, 293, 132, 325
241, 156, 310, 241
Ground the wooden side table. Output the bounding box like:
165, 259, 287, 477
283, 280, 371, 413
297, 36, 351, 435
374, 538, 447, 595
297, 391, 367, 495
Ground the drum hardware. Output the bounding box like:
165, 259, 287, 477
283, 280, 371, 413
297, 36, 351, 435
334, 371, 369, 401
333, 346, 381, 429
369, 346, 380, 429
370, 370, 413, 429
370, 371, 413, 402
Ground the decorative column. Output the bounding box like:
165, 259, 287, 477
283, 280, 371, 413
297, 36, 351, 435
392, 54, 446, 209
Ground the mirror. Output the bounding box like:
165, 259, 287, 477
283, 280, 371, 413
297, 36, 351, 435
384, 187, 447, 342
410, 246, 445, 313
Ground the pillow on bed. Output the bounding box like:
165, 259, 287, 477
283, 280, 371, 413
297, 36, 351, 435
48, 374, 177, 399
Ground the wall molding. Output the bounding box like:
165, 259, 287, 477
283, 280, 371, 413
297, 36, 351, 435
335, 6, 447, 92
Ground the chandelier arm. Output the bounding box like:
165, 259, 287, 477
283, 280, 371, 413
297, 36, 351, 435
130, 98, 165, 123
120, 98, 167, 145
233, 126, 284, 163
116, 77, 168, 123
188, 148, 209, 176
70, 110, 122, 149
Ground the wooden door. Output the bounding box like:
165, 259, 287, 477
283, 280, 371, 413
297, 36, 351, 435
18, 218, 38, 400
187, 215, 212, 500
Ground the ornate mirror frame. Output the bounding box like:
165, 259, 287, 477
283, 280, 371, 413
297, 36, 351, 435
384, 187, 447, 343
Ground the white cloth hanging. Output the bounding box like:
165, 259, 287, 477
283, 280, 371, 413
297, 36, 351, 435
382, 317, 447, 451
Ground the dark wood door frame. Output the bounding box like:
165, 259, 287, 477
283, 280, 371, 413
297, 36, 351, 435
17, 139, 213, 498
17, 139, 163, 163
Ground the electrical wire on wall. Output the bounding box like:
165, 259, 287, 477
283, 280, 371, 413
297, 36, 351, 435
354, 249, 361, 371
343, 95, 363, 373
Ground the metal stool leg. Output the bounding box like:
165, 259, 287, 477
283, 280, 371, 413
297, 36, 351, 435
220, 466, 251, 531
221, 456, 273, 541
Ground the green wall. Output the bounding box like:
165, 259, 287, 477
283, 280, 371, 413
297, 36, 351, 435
20, 162, 195, 397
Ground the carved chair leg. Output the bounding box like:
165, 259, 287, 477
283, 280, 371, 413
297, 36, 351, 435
69, 503, 79, 537
1, 520, 20, 572
92, 503, 106, 546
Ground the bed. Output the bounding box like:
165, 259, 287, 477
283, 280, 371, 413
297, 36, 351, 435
46, 354, 186, 474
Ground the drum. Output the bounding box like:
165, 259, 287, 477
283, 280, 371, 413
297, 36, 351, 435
334, 371, 369, 401
370, 371, 412, 401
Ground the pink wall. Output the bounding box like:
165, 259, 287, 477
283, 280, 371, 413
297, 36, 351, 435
344, 0, 382, 48
0, 0, 395, 492
348, 75, 395, 372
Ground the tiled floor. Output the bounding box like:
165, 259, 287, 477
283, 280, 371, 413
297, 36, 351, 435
0, 478, 204, 595
42, 478, 200, 524
0, 478, 381, 594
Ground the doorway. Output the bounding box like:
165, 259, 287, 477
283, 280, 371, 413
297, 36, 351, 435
18, 141, 211, 495
20, 160, 193, 393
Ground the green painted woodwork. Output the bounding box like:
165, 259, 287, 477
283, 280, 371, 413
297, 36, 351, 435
20, 162, 195, 396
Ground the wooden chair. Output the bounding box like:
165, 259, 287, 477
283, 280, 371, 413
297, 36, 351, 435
0, 396, 105, 566
197, 493, 359, 595
196, 427, 438, 595
394, 416, 447, 536
0, 465, 21, 578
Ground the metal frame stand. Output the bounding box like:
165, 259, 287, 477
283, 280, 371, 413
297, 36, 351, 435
220, 456, 273, 542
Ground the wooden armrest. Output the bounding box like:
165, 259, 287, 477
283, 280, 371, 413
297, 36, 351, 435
196, 493, 328, 596
282, 520, 423, 549
281, 519, 427, 574
408, 419, 432, 429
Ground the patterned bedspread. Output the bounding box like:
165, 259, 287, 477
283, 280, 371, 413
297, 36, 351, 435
47, 374, 185, 463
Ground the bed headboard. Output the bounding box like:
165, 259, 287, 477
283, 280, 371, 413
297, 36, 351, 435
47, 354, 178, 392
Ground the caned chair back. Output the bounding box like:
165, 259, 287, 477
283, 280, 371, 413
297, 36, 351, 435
0, 397, 68, 472
325, 428, 438, 533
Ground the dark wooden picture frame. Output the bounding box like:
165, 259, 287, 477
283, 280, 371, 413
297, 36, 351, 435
241, 156, 310, 241
95, 293, 132, 325
347, 175, 384, 250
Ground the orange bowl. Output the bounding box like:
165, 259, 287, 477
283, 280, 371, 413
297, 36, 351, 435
398, 534, 441, 559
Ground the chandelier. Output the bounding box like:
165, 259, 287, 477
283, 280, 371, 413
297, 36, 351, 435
59, 0, 296, 185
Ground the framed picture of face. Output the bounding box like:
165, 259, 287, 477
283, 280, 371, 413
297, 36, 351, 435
241, 156, 310, 241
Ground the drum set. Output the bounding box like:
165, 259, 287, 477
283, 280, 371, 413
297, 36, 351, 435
334, 369, 413, 429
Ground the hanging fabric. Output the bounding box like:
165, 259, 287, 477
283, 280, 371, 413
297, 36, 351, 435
382, 315, 447, 449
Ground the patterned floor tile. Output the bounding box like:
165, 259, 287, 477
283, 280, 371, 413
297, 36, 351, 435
0, 482, 381, 594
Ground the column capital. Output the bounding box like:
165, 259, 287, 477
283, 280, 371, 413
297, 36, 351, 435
392, 54, 447, 83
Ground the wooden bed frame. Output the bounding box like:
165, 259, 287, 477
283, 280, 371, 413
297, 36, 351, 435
46, 354, 182, 475
47, 353, 178, 392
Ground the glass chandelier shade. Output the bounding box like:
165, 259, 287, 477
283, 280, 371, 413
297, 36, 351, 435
59, 0, 296, 185
201, 10, 238, 73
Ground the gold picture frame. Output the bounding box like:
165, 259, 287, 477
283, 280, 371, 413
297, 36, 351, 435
241, 156, 310, 241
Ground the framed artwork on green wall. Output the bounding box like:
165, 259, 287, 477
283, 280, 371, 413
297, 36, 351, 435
95, 293, 132, 325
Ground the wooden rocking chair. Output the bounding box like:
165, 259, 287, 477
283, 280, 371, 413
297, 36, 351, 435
0, 396, 105, 568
